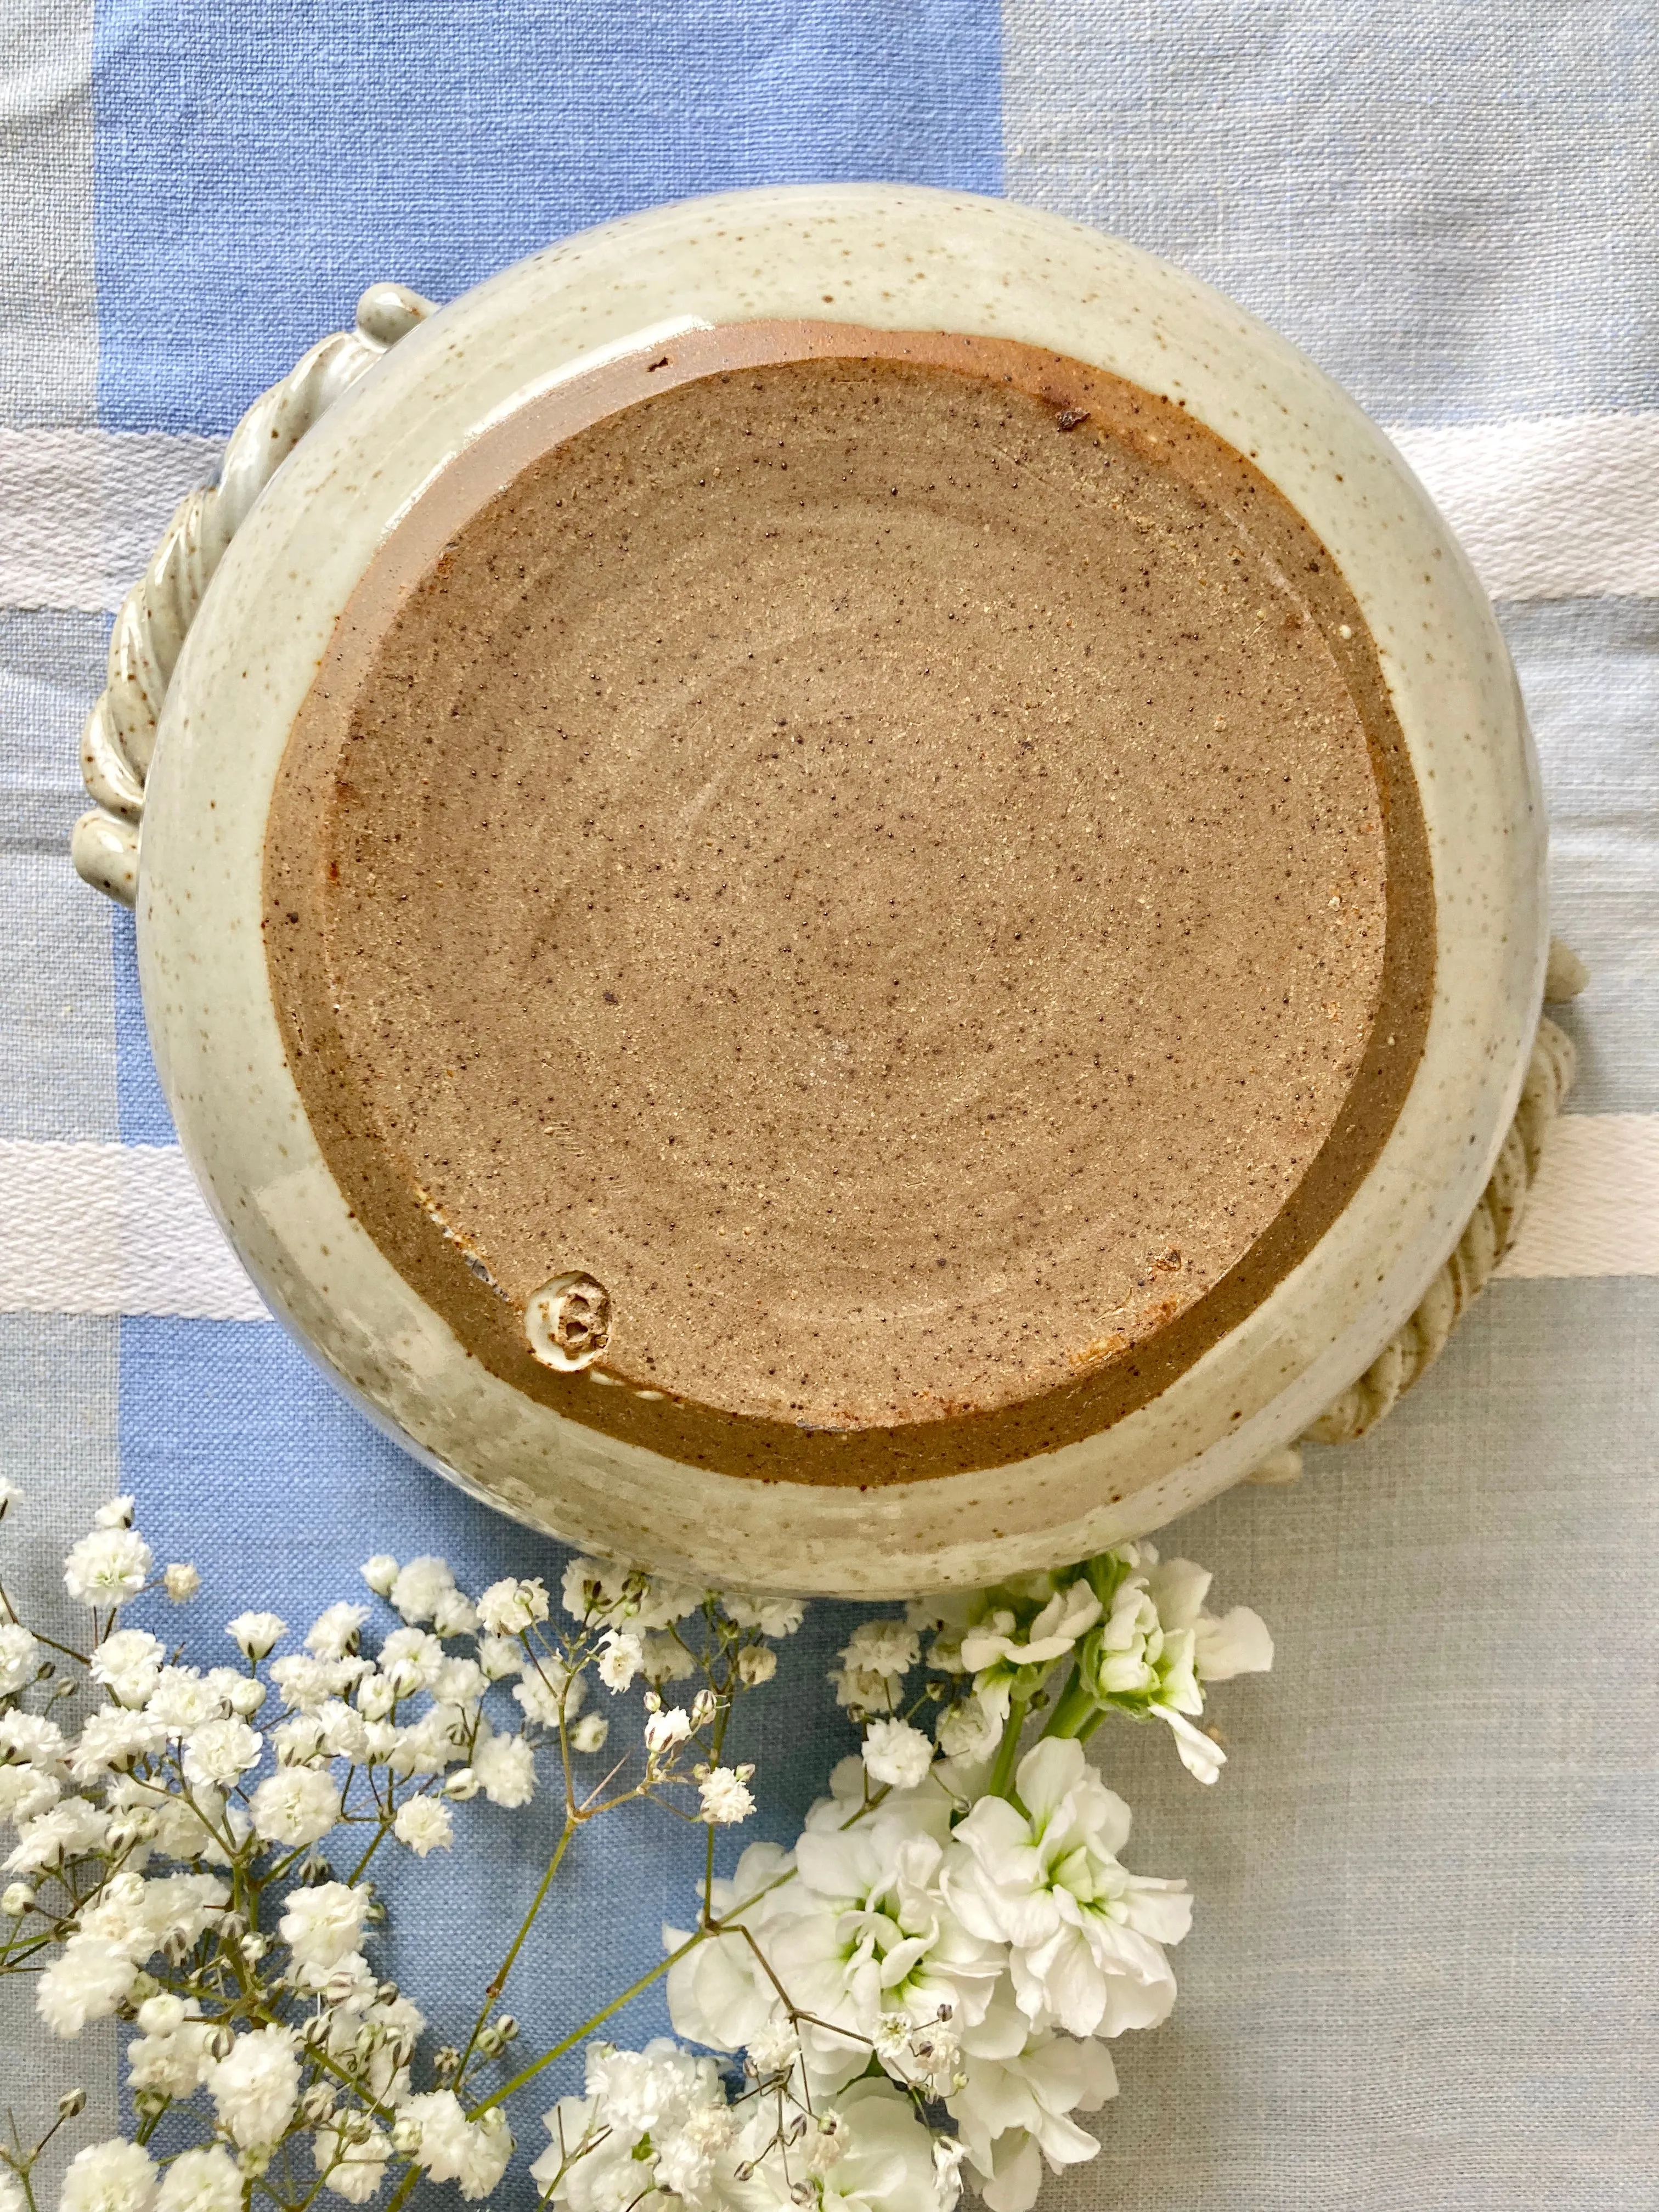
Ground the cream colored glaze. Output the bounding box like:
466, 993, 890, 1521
134, 185, 1546, 1594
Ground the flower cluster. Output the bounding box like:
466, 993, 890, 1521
535, 1547, 1271, 2212
0, 1490, 799, 2212
0, 1478, 1269, 2212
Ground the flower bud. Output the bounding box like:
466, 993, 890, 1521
443, 1767, 481, 1800
363, 1555, 400, 1597
1, 1883, 34, 1917
58, 2088, 86, 2120
691, 1687, 718, 1728
495, 2014, 520, 2042
391, 2116, 424, 2157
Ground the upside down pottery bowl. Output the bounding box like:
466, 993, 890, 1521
77, 184, 1546, 1596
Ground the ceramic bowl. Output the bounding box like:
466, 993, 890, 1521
90, 185, 1545, 1595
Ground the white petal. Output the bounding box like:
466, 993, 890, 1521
1194, 1605, 1274, 1680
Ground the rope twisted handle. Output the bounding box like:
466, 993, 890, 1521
1248, 939, 1589, 1482
72, 281, 435, 905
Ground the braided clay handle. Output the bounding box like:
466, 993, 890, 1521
72, 281, 435, 905
1248, 939, 1588, 1482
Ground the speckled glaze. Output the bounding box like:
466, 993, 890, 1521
136, 185, 1547, 1596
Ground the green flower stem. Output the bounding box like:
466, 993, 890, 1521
455, 1817, 576, 2084
986, 1694, 1032, 1801
466, 1929, 707, 2120
1039, 1664, 1101, 1742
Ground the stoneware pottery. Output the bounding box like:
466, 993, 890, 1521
73, 184, 1549, 1595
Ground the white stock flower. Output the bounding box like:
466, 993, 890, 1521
154, 2146, 242, 2212
306, 1603, 369, 1659
208, 2022, 301, 2148
936, 1690, 1001, 1764
393, 1795, 453, 1857
477, 1576, 549, 1635
400, 2090, 512, 2199
569, 1712, 608, 1755
64, 1526, 154, 1607
759, 1798, 1002, 2089
0, 1620, 37, 1696
596, 1628, 642, 1691
862, 1717, 935, 1791
472, 1730, 537, 1805
182, 1716, 262, 1788
37, 1932, 138, 2033
314, 2119, 392, 2204
961, 1582, 1102, 1720
721, 1592, 805, 1637
60, 2140, 157, 2212
225, 1611, 285, 1662
950, 2017, 1118, 2212
163, 1564, 201, 1602
945, 1738, 1190, 2038
360, 1555, 399, 1597
664, 1840, 795, 2053
388, 1555, 455, 1624
250, 1767, 341, 1847
278, 1880, 369, 1968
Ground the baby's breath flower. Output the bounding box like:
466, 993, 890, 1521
146, 1666, 219, 1735
569, 1713, 608, 1755
89, 1626, 163, 1706
59, 2138, 157, 2212
249, 1767, 341, 1847
388, 1555, 455, 1626
2, 1880, 34, 1915
64, 1525, 153, 1607
560, 1556, 629, 1623
360, 1554, 399, 1597
225, 1611, 285, 1662
473, 1731, 537, 1803
154, 2145, 241, 2212
0, 1620, 38, 1695
644, 1706, 691, 1757
513, 1657, 585, 1730
862, 1716, 934, 1791
399, 2090, 513, 2199
597, 1628, 643, 1692
313, 2118, 392, 2204
639, 1630, 697, 1683
476, 1633, 523, 1680
205, 1664, 266, 1717
37, 1933, 137, 2034
841, 1618, 921, 1680
432, 1588, 480, 1639
393, 1795, 453, 1857
94, 1495, 136, 1530
306, 1603, 368, 1660
162, 1562, 201, 1602
696, 1766, 755, 1825
278, 1880, 369, 1968
207, 2022, 301, 2149
736, 1644, 777, 1687
477, 1577, 549, 1635
721, 1592, 806, 1637
182, 1716, 262, 1788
